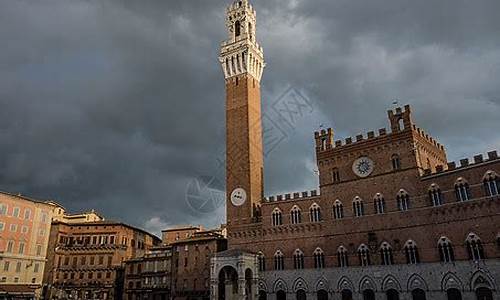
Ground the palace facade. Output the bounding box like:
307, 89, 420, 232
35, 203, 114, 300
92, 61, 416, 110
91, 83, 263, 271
211, 1, 500, 300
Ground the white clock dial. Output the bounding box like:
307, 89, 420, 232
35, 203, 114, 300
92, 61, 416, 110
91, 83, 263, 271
230, 188, 247, 206
352, 157, 375, 178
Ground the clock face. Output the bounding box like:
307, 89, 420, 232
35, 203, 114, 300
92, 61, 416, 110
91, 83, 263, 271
352, 157, 375, 177
230, 188, 247, 206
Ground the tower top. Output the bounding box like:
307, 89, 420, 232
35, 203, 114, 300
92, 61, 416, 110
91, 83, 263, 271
219, 0, 265, 81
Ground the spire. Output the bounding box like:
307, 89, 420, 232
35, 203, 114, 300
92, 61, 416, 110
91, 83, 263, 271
219, 0, 265, 81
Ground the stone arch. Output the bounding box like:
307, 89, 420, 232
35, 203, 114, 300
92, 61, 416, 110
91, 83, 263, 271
441, 272, 463, 291
292, 277, 309, 292
359, 275, 377, 292
337, 276, 354, 292
258, 280, 268, 293
273, 278, 288, 293
470, 270, 495, 291
382, 275, 401, 291
407, 274, 428, 291
315, 277, 330, 293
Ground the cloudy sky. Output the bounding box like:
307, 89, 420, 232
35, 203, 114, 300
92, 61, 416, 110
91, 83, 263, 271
1, 0, 499, 235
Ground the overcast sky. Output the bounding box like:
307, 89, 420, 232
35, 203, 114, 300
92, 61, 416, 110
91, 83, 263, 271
1, 0, 499, 236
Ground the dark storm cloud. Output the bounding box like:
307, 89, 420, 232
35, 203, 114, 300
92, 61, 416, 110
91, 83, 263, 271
0, 0, 499, 234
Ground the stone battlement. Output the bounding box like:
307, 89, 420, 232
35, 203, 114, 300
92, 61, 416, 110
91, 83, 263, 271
422, 150, 499, 177
264, 190, 320, 203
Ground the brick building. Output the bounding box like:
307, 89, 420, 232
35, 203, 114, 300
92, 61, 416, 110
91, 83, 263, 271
43, 220, 160, 300
211, 1, 500, 300
123, 245, 173, 300
0, 192, 58, 299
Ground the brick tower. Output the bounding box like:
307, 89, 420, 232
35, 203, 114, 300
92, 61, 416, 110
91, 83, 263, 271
219, 0, 265, 228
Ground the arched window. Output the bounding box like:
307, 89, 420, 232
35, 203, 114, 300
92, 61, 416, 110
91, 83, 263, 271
438, 236, 455, 263
235, 20, 241, 37
466, 233, 485, 261
310, 203, 322, 223
391, 154, 401, 170
333, 200, 344, 219
274, 250, 284, 270
411, 289, 426, 300
455, 178, 471, 202
277, 290, 286, 300
483, 171, 499, 197
446, 288, 462, 300
258, 252, 265, 271
313, 248, 325, 269
373, 193, 385, 214
357, 244, 370, 266
386, 289, 400, 300
404, 240, 420, 264
363, 290, 375, 300
293, 249, 304, 269
296, 290, 306, 300
428, 184, 443, 206
341, 290, 353, 300
353, 197, 364, 217
290, 206, 301, 225
337, 246, 349, 267
332, 168, 341, 183
380, 242, 393, 265
248, 22, 253, 40
397, 189, 410, 211
317, 289, 328, 300
272, 208, 282, 226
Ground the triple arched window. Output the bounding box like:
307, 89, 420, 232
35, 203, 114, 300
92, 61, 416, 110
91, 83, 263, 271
429, 184, 444, 206
337, 246, 349, 267
358, 244, 370, 266
274, 250, 284, 270
374, 193, 385, 214
438, 236, 455, 263
380, 242, 394, 265
333, 200, 344, 219
396, 189, 410, 211
271, 208, 282, 226
455, 178, 471, 201
290, 206, 301, 225
466, 233, 485, 261
483, 171, 499, 197
310, 203, 322, 222
293, 249, 304, 269
353, 197, 364, 217
313, 248, 325, 269
404, 240, 420, 264
391, 154, 401, 170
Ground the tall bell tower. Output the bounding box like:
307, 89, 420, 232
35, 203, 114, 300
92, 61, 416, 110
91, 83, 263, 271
220, 0, 265, 227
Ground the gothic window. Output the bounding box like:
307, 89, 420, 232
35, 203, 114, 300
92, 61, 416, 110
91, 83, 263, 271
321, 138, 327, 150
310, 203, 322, 223
337, 246, 349, 267
293, 249, 304, 269
357, 244, 370, 266
272, 208, 282, 226
455, 178, 471, 202
290, 206, 302, 224
438, 236, 455, 263
248, 22, 253, 40
380, 242, 393, 265
235, 20, 241, 37
332, 168, 340, 183
274, 250, 284, 270
397, 189, 410, 211
404, 240, 420, 264
333, 200, 344, 219
391, 154, 401, 170
353, 197, 364, 217
483, 171, 500, 197
258, 252, 265, 271
313, 248, 325, 269
429, 184, 444, 206
374, 193, 385, 214
466, 233, 485, 261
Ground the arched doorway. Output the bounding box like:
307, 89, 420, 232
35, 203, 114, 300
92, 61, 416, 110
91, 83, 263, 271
411, 289, 426, 300
446, 288, 462, 300
386, 289, 400, 300
475, 288, 493, 300
296, 289, 306, 300
259, 290, 267, 300
245, 269, 253, 300
363, 289, 375, 300
218, 266, 238, 300
317, 289, 328, 300
341, 290, 353, 300
276, 290, 286, 300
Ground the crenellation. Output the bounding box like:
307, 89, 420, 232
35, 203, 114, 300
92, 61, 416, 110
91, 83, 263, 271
285, 193, 291, 200
367, 131, 375, 139
302, 191, 308, 198
460, 158, 469, 167
345, 137, 352, 144
356, 134, 363, 142
379, 128, 387, 135
293, 192, 300, 199
335, 140, 342, 147
447, 162, 456, 170
474, 154, 484, 164
488, 151, 498, 160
